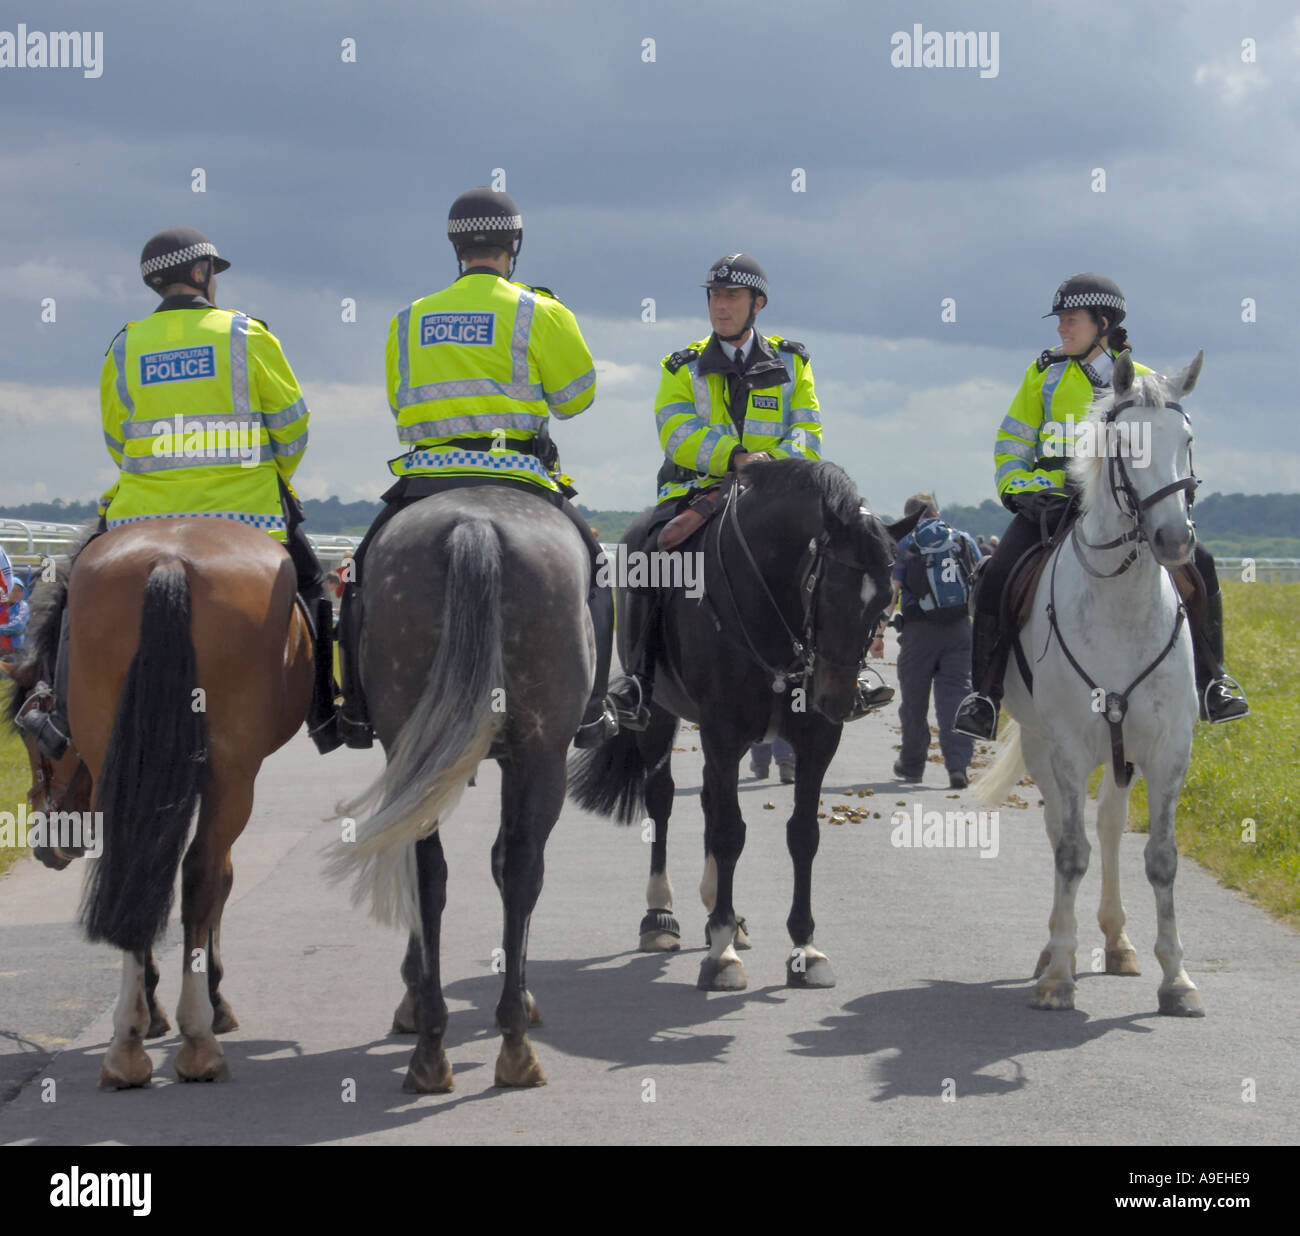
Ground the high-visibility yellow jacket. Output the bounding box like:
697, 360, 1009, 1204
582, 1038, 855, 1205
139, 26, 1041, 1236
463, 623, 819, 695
994, 348, 1153, 508
655, 332, 821, 502
98, 300, 309, 542
385, 271, 596, 492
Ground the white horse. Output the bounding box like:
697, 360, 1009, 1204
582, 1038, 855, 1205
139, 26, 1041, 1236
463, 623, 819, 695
974, 350, 1205, 1016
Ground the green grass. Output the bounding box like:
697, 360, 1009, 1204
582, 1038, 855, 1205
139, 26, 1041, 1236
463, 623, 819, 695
1085, 582, 1299, 926
0, 723, 31, 876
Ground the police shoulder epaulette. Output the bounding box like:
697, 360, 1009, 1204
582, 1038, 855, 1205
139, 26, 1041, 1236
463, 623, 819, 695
250, 316, 269, 329
665, 346, 702, 373
777, 338, 809, 361
104, 325, 128, 357
1036, 347, 1068, 372
525, 284, 560, 302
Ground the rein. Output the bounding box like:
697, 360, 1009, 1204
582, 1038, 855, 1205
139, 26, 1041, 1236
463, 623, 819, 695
1043, 396, 1194, 788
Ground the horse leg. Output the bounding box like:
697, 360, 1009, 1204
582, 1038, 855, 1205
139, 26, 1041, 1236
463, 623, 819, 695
697, 732, 747, 991
391, 931, 420, 1035
1032, 764, 1090, 1011
208, 850, 240, 1032
492, 757, 563, 1086
175, 780, 250, 1082
1096, 767, 1140, 976
1145, 769, 1204, 1017
403, 833, 454, 1092
1021, 724, 1073, 980
639, 712, 682, 952
698, 772, 750, 951
99, 949, 154, 1089
144, 948, 171, 1038
785, 733, 837, 989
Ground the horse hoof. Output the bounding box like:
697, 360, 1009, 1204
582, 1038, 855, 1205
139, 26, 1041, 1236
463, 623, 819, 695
175, 1041, 229, 1083
697, 957, 746, 991
1157, 988, 1205, 1018
98, 1040, 153, 1090
145, 1013, 172, 1039
525, 990, 542, 1027
392, 992, 417, 1035
403, 1041, 454, 1093
211, 1002, 239, 1035
787, 952, 836, 989
1106, 948, 1141, 976
495, 1038, 546, 1088
1030, 981, 1076, 1011
638, 909, 681, 952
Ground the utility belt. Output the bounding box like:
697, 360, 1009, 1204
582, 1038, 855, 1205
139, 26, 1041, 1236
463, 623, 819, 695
435, 427, 559, 470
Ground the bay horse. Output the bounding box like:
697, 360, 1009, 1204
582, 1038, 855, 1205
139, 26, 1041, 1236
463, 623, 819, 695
5, 519, 313, 1085
327, 485, 595, 1092
569, 458, 915, 991
974, 352, 1206, 1016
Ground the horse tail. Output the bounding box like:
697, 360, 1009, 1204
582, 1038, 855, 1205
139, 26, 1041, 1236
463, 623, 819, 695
971, 718, 1025, 809
81, 560, 206, 951
329, 518, 504, 930
567, 726, 648, 826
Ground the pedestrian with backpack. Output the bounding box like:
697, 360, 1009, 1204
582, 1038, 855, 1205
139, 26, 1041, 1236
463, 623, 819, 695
871, 492, 981, 788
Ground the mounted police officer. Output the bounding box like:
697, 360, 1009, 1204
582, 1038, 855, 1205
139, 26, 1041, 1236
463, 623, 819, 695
337, 187, 616, 749
18, 226, 342, 757
606, 254, 889, 727
952, 273, 1249, 740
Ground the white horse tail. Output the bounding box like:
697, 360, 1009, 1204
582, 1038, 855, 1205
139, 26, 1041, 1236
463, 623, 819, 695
327, 518, 504, 931
971, 718, 1025, 808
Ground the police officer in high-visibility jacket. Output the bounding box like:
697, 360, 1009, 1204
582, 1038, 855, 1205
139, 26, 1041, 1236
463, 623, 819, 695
336, 187, 615, 749
605, 253, 900, 729
19, 227, 342, 757
952, 273, 1249, 740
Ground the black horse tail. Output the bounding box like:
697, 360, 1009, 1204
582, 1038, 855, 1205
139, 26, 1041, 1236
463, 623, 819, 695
329, 518, 505, 929
568, 724, 648, 826
81, 561, 206, 951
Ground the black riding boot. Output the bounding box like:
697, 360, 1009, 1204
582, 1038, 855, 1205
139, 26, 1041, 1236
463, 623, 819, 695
605, 590, 657, 733
573, 584, 618, 748
952, 613, 1006, 741
300, 577, 343, 755
1193, 590, 1249, 723
15, 608, 72, 759
336, 578, 373, 748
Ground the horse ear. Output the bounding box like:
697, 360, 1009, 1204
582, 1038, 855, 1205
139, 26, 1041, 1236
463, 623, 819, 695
1171, 350, 1203, 399
1113, 350, 1135, 399
882, 508, 923, 543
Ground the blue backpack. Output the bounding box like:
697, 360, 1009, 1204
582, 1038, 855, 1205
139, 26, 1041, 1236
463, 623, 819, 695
905, 518, 977, 614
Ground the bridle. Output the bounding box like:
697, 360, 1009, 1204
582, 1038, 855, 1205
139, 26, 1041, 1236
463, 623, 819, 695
1044, 395, 1197, 787
1070, 397, 1199, 579
15, 681, 90, 818
709, 481, 879, 694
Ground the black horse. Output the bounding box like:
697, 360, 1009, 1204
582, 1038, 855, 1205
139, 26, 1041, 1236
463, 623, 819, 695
327, 485, 595, 1091
570, 458, 916, 990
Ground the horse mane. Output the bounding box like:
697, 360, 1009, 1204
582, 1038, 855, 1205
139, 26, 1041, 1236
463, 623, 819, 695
743, 457, 862, 525
1068, 372, 1168, 516
2, 522, 97, 728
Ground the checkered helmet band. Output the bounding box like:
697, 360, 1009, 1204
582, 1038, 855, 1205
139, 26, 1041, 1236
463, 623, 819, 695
448, 214, 523, 235
703, 253, 769, 297
141, 242, 220, 278
1055, 290, 1125, 312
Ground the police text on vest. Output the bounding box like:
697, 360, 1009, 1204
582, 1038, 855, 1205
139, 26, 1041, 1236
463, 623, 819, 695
420, 312, 496, 347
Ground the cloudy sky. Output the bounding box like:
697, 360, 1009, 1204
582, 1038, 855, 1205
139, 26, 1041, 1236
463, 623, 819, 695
2, 0, 1296, 516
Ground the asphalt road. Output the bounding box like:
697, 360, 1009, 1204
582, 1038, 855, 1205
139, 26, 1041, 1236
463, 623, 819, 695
2, 635, 1297, 1145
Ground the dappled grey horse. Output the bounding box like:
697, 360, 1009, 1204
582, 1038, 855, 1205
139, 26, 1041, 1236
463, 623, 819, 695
328, 485, 594, 1090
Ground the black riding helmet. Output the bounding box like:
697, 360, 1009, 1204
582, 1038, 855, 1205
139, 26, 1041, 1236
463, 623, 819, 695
1045, 272, 1126, 357
702, 253, 769, 342
140, 226, 229, 293
448, 187, 523, 276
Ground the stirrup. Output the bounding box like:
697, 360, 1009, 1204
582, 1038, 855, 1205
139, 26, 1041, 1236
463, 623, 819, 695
15, 683, 71, 760
608, 675, 651, 732
846, 666, 893, 721
952, 692, 998, 741
1201, 676, 1249, 724
573, 700, 618, 749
